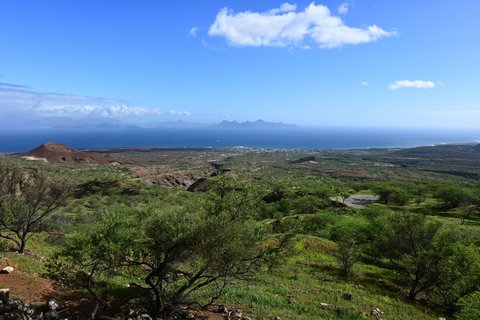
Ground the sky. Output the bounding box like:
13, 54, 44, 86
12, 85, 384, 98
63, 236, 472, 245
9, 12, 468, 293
0, 0, 479, 128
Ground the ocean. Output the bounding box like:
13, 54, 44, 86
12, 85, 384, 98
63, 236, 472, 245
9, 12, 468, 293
0, 127, 479, 152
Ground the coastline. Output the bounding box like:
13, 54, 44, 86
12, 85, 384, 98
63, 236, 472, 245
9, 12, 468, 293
0, 127, 479, 153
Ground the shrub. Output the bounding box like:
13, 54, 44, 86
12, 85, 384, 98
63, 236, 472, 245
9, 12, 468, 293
330, 216, 370, 276
372, 212, 480, 308
373, 184, 411, 206
0, 163, 73, 253
456, 292, 480, 320
54, 176, 286, 318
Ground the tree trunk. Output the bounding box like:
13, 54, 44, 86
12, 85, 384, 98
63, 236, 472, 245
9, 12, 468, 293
18, 238, 26, 254
407, 281, 419, 300
146, 272, 163, 315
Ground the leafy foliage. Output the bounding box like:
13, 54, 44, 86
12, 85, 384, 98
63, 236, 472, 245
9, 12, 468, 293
371, 212, 480, 310
0, 163, 73, 252
54, 175, 285, 317
456, 292, 480, 320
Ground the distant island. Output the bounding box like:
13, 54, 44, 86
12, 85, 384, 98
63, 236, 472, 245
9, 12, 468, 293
212, 119, 297, 129
49, 119, 298, 129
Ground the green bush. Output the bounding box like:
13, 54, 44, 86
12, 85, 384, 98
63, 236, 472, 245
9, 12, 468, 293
54, 176, 285, 317
372, 212, 480, 310
456, 292, 480, 320
329, 215, 370, 276
373, 184, 411, 206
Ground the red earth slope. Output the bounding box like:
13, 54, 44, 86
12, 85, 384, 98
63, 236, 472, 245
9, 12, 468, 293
26, 142, 115, 165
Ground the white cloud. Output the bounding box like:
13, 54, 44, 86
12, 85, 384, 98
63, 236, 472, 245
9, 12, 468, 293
389, 80, 436, 90
361, 81, 369, 86
208, 2, 395, 48
338, 2, 349, 14
189, 27, 198, 37
34, 104, 191, 118
269, 2, 297, 14
0, 85, 191, 127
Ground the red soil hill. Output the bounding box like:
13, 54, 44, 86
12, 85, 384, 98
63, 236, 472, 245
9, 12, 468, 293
26, 142, 115, 165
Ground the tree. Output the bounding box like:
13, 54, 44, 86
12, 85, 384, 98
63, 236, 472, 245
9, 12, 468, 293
373, 184, 411, 206
434, 185, 466, 209
290, 195, 321, 214
330, 216, 369, 277
50, 206, 140, 319
338, 187, 350, 204
458, 205, 480, 224
430, 240, 480, 314
373, 212, 480, 307
56, 176, 286, 317
0, 163, 73, 253
372, 213, 445, 300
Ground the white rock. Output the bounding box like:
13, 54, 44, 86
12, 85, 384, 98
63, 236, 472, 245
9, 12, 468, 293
371, 307, 382, 316
48, 300, 59, 311
0, 266, 14, 274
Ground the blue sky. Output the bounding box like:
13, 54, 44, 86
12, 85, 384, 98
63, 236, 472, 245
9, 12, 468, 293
0, 0, 479, 128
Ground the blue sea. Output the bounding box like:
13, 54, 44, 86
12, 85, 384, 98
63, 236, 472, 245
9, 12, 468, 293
0, 127, 480, 152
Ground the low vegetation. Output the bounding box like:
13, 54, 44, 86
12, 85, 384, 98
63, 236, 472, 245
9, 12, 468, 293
1, 146, 480, 319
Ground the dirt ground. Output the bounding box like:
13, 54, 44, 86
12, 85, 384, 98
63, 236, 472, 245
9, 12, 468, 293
0, 261, 235, 319
0, 271, 55, 303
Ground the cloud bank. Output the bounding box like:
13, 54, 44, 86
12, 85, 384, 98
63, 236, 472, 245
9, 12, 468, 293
208, 2, 396, 48
34, 104, 191, 118
0, 83, 190, 127
389, 80, 436, 90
